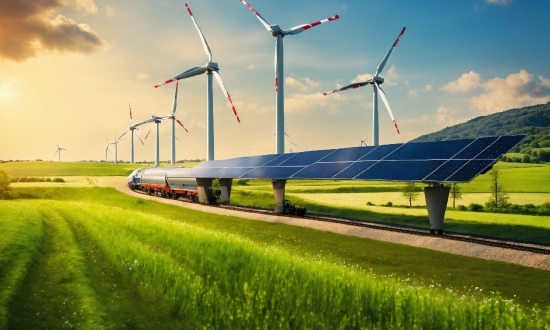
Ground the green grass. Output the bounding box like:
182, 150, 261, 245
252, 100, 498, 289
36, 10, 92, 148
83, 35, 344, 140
1, 191, 549, 328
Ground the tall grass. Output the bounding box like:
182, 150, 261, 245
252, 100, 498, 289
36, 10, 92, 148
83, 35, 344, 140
28, 201, 549, 329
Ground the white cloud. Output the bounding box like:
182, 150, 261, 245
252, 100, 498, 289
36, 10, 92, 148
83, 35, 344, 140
73, 0, 99, 14
285, 77, 320, 92
285, 92, 344, 114
424, 84, 432, 91
441, 71, 481, 93
409, 89, 418, 97
135, 72, 150, 81
105, 5, 114, 17
471, 70, 550, 114
351, 73, 372, 84
383, 65, 399, 85
246, 63, 255, 70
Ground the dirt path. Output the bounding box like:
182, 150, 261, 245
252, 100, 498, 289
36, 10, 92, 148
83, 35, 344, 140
115, 183, 550, 271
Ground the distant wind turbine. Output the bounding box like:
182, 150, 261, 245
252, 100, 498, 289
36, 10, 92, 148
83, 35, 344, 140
54, 143, 66, 162
239, 0, 339, 154
111, 133, 127, 164
324, 27, 406, 146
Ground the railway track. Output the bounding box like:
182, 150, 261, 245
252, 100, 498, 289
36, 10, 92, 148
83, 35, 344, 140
131, 188, 550, 256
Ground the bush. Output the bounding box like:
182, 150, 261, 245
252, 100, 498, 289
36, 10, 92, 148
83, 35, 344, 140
384, 201, 393, 207
52, 178, 65, 183
457, 205, 467, 211
366, 201, 374, 206
522, 154, 531, 163
468, 203, 483, 212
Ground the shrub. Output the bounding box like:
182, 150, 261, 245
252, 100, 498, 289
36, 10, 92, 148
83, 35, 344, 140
384, 201, 393, 207
468, 203, 483, 212
52, 178, 65, 183
366, 201, 374, 206
522, 154, 531, 163
457, 205, 467, 211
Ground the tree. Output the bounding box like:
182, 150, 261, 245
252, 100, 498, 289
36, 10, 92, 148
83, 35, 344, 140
448, 183, 462, 209
0, 170, 10, 199
486, 168, 509, 212
401, 182, 420, 207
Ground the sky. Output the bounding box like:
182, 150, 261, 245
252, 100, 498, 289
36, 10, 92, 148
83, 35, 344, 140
1, 0, 550, 162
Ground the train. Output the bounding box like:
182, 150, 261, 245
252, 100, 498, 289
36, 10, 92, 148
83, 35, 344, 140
128, 166, 307, 216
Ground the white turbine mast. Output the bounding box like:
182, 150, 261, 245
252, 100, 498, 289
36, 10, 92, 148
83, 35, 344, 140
102, 138, 112, 162
239, 0, 339, 154
111, 132, 127, 164
54, 143, 66, 162
323, 27, 406, 146
123, 104, 146, 164
154, 3, 240, 161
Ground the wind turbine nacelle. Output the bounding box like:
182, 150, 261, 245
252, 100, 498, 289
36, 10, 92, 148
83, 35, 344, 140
373, 76, 384, 84
207, 62, 219, 70
270, 24, 282, 36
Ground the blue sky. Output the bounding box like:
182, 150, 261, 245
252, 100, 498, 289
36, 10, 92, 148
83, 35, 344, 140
1, 0, 549, 161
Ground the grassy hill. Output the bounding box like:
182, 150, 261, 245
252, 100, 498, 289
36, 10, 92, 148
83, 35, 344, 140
412, 102, 550, 162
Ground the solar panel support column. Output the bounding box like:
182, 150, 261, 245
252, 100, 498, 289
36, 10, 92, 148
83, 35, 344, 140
196, 178, 213, 204
424, 184, 450, 234
218, 178, 232, 204
272, 179, 287, 213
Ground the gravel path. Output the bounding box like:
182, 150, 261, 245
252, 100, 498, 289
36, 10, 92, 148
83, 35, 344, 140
116, 184, 550, 271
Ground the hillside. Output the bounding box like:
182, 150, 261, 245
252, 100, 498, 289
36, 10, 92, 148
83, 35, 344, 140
412, 102, 550, 162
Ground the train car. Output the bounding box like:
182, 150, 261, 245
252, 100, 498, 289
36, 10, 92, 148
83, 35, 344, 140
128, 167, 201, 202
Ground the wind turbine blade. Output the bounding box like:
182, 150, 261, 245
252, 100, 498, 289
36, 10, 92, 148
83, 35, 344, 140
54, 149, 59, 156
375, 83, 400, 134
282, 14, 340, 36
171, 80, 179, 115
118, 131, 128, 140
129, 103, 133, 120
176, 119, 189, 132
323, 81, 372, 96
135, 133, 145, 145
144, 125, 153, 140
239, 0, 273, 32
185, 4, 213, 62
375, 27, 406, 77
154, 66, 208, 88
212, 70, 241, 123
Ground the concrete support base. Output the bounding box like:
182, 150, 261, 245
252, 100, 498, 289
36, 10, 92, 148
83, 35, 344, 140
424, 185, 451, 234
218, 178, 233, 204
272, 179, 287, 213
196, 178, 213, 204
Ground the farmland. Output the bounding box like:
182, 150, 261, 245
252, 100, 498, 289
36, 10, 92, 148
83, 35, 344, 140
1, 161, 549, 328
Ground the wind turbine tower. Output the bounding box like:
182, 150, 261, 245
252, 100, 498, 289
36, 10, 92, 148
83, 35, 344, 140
324, 27, 406, 146
239, 0, 339, 154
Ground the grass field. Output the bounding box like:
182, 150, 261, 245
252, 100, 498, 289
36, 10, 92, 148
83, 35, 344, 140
1, 188, 549, 329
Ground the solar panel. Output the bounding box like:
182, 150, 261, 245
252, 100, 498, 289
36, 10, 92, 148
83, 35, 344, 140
292, 162, 353, 179
356, 160, 446, 181
359, 144, 402, 160
385, 139, 473, 160
241, 166, 305, 179
278, 149, 336, 166
165, 135, 524, 183
320, 146, 376, 162
452, 137, 498, 159
332, 161, 377, 179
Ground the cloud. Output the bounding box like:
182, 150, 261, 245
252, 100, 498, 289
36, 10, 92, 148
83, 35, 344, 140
135, 73, 150, 81
0, 0, 107, 61
424, 84, 432, 91
470, 70, 550, 113
441, 71, 481, 93
105, 5, 114, 17
285, 92, 344, 114
285, 77, 320, 92
351, 73, 372, 84
486, 0, 512, 5
246, 63, 255, 70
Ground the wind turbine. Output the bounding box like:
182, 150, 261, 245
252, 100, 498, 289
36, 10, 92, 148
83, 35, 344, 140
239, 0, 339, 154
360, 138, 367, 147
122, 104, 146, 164
111, 133, 127, 164
54, 143, 66, 162
323, 27, 406, 146
143, 114, 171, 167
102, 139, 111, 162
154, 3, 240, 161
167, 80, 189, 165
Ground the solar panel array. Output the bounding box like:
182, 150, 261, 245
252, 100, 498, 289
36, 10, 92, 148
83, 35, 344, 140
169, 135, 524, 183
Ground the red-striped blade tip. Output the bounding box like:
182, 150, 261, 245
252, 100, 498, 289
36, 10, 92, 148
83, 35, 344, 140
393, 27, 406, 47
393, 120, 400, 134
184, 3, 192, 16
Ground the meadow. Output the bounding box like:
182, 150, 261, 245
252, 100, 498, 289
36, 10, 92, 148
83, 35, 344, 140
1, 161, 549, 328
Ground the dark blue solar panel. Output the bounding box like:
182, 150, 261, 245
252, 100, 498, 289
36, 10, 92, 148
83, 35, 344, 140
233, 154, 284, 167
320, 146, 376, 162
185, 167, 224, 177
475, 135, 525, 159
356, 160, 445, 181
446, 160, 494, 182
195, 157, 248, 168
278, 149, 336, 166
386, 139, 474, 160
292, 162, 353, 179
263, 153, 297, 166
212, 167, 254, 178
423, 160, 469, 182
452, 137, 498, 159
359, 144, 402, 160
241, 166, 305, 179
332, 161, 377, 179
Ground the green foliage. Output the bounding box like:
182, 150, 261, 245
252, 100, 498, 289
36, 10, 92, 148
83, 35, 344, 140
487, 168, 510, 212
401, 182, 421, 207
0, 170, 10, 199
468, 203, 484, 212
384, 201, 393, 207
0, 161, 143, 177
448, 183, 463, 208
2, 198, 549, 329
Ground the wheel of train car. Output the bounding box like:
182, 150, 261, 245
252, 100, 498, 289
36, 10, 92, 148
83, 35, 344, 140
147, 189, 152, 195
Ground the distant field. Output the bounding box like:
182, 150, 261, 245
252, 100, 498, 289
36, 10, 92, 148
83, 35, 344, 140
0, 161, 199, 177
